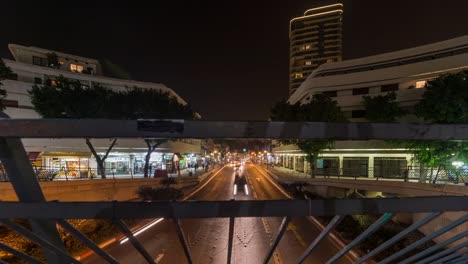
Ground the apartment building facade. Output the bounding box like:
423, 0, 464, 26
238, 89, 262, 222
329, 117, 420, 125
276, 35, 468, 178
1, 44, 201, 178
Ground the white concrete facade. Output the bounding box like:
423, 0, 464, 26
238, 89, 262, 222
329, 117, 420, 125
288, 35, 468, 120
1, 44, 201, 169
275, 36, 468, 176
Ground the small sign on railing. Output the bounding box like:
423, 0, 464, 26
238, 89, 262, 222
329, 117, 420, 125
137, 120, 184, 133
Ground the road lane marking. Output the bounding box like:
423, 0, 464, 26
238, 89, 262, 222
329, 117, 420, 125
120, 218, 164, 244
254, 165, 358, 263
155, 253, 165, 263
246, 166, 282, 264
287, 223, 307, 248
253, 166, 292, 199
184, 165, 227, 200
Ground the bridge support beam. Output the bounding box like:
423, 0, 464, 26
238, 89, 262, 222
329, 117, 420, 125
0, 137, 67, 264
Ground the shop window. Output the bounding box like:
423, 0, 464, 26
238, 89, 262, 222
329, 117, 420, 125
34, 77, 42, 84
343, 157, 368, 177
352, 87, 369, 95
322, 90, 337, 97
351, 110, 366, 118
416, 80, 427, 89
70, 64, 84, 73
381, 83, 399, 92
374, 157, 407, 178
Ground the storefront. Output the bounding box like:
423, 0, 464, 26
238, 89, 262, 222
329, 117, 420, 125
41, 153, 91, 178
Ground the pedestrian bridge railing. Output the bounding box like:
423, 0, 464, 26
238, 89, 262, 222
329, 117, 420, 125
1, 119, 468, 263
0, 197, 467, 264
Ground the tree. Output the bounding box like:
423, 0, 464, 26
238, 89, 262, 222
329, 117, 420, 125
46, 53, 60, 68
415, 70, 468, 123
407, 71, 468, 168
362, 92, 406, 122
0, 59, 12, 111
270, 94, 346, 177
29, 76, 196, 178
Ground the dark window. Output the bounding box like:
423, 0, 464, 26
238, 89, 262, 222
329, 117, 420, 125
0, 99, 18, 108
381, 84, 399, 92
32, 56, 47, 66
374, 157, 407, 178
322, 90, 337, 97
343, 157, 368, 177
352, 87, 369, 95
34, 77, 42, 84
351, 110, 366, 118
6, 73, 17, 80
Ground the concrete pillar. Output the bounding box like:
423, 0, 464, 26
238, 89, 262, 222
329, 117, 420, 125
304, 157, 307, 174
368, 155, 374, 178
339, 156, 343, 176
129, 154, 135, 176
293, 156, 296, 171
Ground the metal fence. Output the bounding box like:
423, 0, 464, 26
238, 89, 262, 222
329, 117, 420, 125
1, 120, 468, 263
271, 165, 468, 185
0, 197, 467, 264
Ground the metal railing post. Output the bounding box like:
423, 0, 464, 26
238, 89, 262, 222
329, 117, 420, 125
357, 212, 441, 264
173, 219, 193, 264
0, 241, 43, 264
0, 136, 68, 264
263, 216, 291, 264
227, 216, 235, 264
296, 215, 344, 264
113, 219, 156, 264
326, 213, 393, 264
56, 219, 119, 264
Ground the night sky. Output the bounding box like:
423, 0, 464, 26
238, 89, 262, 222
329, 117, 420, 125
2, 1, 468, 120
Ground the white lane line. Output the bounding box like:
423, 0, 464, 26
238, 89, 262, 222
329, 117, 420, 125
184, 165, 227, 200
120, 218, 164, 244
119, 166, 227, 245
155, 253, 165, 263
253, 166, 292, 199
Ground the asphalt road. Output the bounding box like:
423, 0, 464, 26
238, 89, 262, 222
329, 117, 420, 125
83, 164, 354, 264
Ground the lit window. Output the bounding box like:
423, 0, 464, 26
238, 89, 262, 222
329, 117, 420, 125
415, 80, 426, 89
70, 64, 84, 73
305, 45, 311, 49
305, 61, 312, 66
294, 73, 303, 79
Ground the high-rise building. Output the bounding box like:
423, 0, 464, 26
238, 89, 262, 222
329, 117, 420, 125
289, 3, 343, 96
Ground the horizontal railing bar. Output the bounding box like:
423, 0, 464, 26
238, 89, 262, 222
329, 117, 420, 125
1, 119, 468, 140
0, 196, 466, 219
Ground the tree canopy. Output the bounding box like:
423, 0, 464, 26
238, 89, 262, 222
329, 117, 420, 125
0, 59, 13, 111
362, 92, 406, 122
415, 70, 468, 123
407, 71, 468, 167
29, 75, 196, 178
29, 76, 195, 120
270, 94, 346, 176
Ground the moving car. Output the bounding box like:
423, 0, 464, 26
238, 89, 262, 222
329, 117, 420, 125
233, 174, 249, 195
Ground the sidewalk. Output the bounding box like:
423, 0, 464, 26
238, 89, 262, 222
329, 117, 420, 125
53, 167, 210, 181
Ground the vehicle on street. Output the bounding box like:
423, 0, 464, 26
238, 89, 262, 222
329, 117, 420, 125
233, 174, 248, 195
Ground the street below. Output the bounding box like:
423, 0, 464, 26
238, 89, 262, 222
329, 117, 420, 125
83, 164, 353, 264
